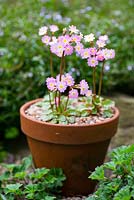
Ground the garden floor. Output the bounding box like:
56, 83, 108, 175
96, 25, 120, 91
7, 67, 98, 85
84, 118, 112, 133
3, 93, 134, 199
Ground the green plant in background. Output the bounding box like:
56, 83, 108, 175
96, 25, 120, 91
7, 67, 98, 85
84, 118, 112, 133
0, 156, 66, 200
87, 144, 134, 200
0, 0, 134, 138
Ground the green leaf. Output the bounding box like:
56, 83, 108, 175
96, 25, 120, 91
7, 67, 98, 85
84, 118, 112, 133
104, 161, 116, 170
58, 115, 66, 122
113, 186, 131, 200
21, 155, 32, 170
14, 171, 26, 179
5, 183, 22, 194
40, 114, 54, 122
102, 99, 115, 109
29, 168, 49, 180
89, 166, 105, 180
67, 116, 75, 124
0, 194, 7, 200
103, 109, 113, 118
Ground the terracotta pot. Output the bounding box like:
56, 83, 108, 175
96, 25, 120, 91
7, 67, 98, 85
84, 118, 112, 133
20, 98, 119, 196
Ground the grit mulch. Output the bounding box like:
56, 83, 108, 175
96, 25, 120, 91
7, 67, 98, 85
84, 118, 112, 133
1, 93, 134, 200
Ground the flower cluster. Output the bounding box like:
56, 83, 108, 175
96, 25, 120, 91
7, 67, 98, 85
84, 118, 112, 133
39, 24, 115, 118
46, 73, 91, 99
39, 25, 115, 66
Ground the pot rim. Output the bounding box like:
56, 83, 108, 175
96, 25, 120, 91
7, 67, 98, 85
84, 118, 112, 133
20, 98, 120, 128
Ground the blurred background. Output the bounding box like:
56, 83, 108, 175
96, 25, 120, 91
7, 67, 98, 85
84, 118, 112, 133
0, 0, 134, 161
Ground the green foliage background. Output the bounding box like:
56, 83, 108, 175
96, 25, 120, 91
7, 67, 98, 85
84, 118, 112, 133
0, 0, 134, 139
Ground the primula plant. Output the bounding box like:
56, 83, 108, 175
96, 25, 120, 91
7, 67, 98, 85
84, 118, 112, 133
37, 25, 116, 124
87, 144, 134, 200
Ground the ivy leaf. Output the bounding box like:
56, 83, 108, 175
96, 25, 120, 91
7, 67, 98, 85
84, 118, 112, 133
104, 161, 116, 170
29, 168, 49, 180
89, 166, 105, 180
4, 183, 22, 194
113, 186, 131, 200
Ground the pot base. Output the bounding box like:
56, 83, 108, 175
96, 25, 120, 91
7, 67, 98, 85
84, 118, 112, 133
27, 136, 110, 196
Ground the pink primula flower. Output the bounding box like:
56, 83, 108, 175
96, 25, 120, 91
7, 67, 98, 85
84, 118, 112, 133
57, 81, 67, 93
96, 50, 105, 61
69, 89, 78, 99
71, 34, 82, 43
49, 25, 59, 33
86, 90, 92, 97
65, 73, 75, 86
64, 45, 74, 56
102, 49, 115, 60
58, 35, 71, 46
87, 57, 98, 67
46, 77, 56, 91
96, 39, 106, 48
99, 35, 108, 41
75, 43, 84, 54
42, 35, 51, 45
89, 47, 97, 56
80, 80, 89, 95
81, 48, 90, 59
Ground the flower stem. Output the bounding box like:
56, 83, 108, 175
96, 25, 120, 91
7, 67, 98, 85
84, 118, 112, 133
59, 51, 64, 81
93, 67, 96, 95
55, 91, 58, 111
48, 92, 53, 111
98, 61, 105, 96
64, 95, 69, 111
63, 56, 66, 74
50, 50, 53, 76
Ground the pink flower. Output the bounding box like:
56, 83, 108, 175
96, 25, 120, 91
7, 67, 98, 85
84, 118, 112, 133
57, 81, 67, 93
102, 49, 115, 60
75, 43, 84, 54
99, 35, 108, 41
69, 89, 78, 99
56, 74, 65, 82
49, 25, 59, 33
89, 47, 97, 56
46, 77, 56, 91
81, 48, 90, 59
64, 45, 74, 56
80, 80, 89, 95
42, 35, 51, 45
71, 34, 82, 43
69, 25, 79, 34
86, 90, 92, 97
58, 35, 71, 46
39, 26, 48, 36
96, 40, 106, 48
96, 50, 105, 61
87, 57, 98, 67
65, 73, 75, 86
50, 42, 64, 57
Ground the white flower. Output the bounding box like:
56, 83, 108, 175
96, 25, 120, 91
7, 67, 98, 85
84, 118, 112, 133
84, 33, 95, 42
69, 25, 79, 34
39, 26, 48, 36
